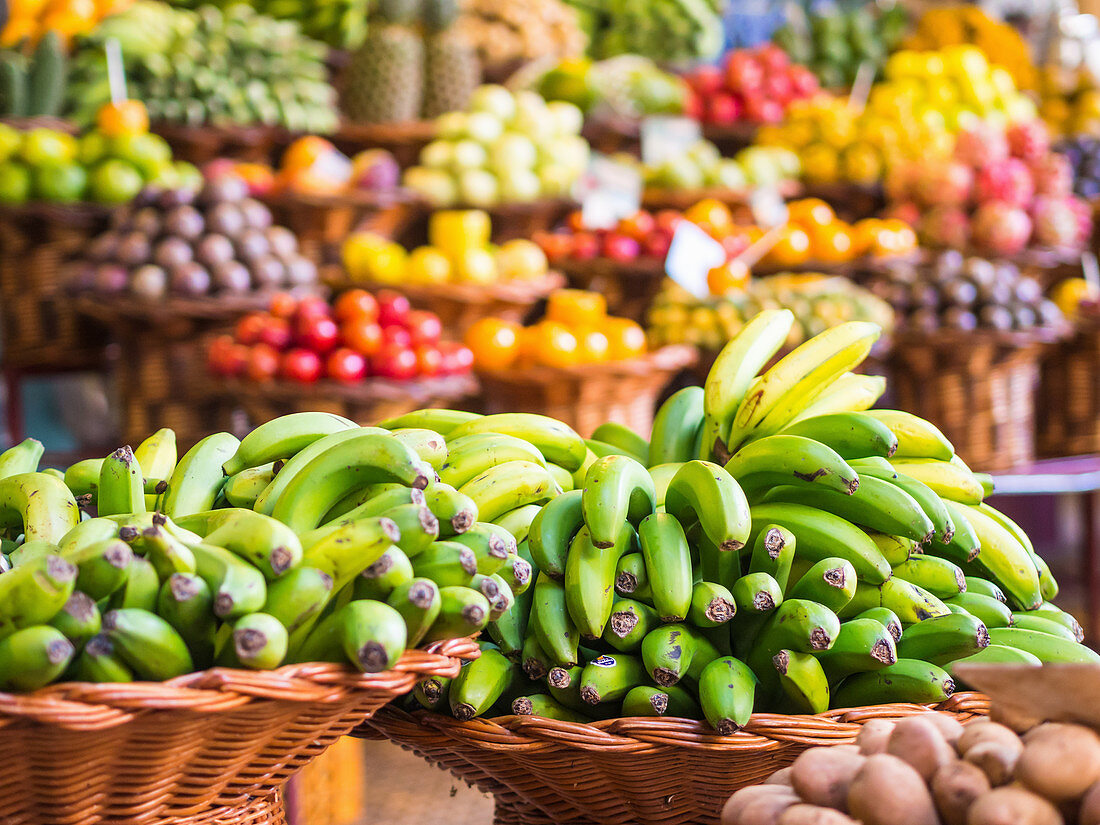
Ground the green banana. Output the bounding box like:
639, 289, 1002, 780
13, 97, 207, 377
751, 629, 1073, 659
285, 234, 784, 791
487, 576, 531, 659
458, 460, 557, 525
638, 512, 693, 622
379, 409, 481, 435
158, 572, 216, 666
545, 462, 574, 493
390, 428, 449, 470
949, 502, 1041, 611
493, 504, 543, 545
747, 503, 890, 584
134, 427, 177, 508
817, 617, 897, 683
647, 463, 682, 508
650, 386, 705, 466
945, 592, 1013, 629
602, 598, 660, 653
446, 413, 586, 472
846, 577, 950, 624
986, 626, 1100, 663
74, 634, 133, 683
0, 438, 44, 480
376, 503, 438, 559
486, 573, 514, 621
531, 572, 580, 667
787, 557, 857, 612
220, 613, 288, 670
450, 523, 515, 575
103, 608, 194, 680
521, 627, 553, 679
750, 598, 841, 660
223, 412, 355, 477
747, 524, 796, 590
581, 455, 655, 549
298, 516, 397, 589
97, 446, 146, 517
895, 612, 990, 665
223, 463, 278, 510
892, 556, 965, 599
422, 483, 478, 537
728, 437, 863, 508
63, 458, 103, 498
411, 540, 478, 588
161, 432, 240, 519
107, 556, 159, 613
64, 538, 133, 600
641, 622, 720, 687
0, 472, 80, 544
261, 567, 334, 634
887, 458, 983, 505
1025, 606, 1083, 641
421, 586, 490, 644
527, 489, 583, 580
779, 412, 898, 460
688, 580, 736, 627
788, 373, 886, 423
856, 464, 955, 543
500, 553, 532, 595
589, 422, 647, 463
341, 600, 408, 672
511, 693, 590, 722
584, 438, 635, 459
1010, 613, 1078, 641
0, 625, 74, 690
729, 571, 784, 658
49, 591, 102, 647
177, 508, 302, 581
865, 410, 954, 461
0, 553, 76, 639
867, 532, 916, 567
621, 684, 701, 718
438, 433, 547, 489
544, 663, 588, 712
854, 607, 902, 642
976, 502, 1058, 602
773, 649, 830, 714
353, 547, 414, 602
578, 652, 646, 704
697, 655, 757, 733
134, 525, 197, 580
449, 646, 514, 719
413, 676, 451, 710
565, 523, 634, 638
323, 483, 425, 525
832, 658, 955, 706
946, 644, 1041, 685
190, 542, 267, 619
964, 577, 1007, 603
614, 552, 652, 601
665, 460, 750, 552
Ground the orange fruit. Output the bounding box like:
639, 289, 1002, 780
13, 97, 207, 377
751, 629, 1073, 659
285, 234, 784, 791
282, 136, 337, 174
575, 328, 610, 363
787, 198, 835, 229
526, 321, 579, 368
808, 222, 854, 263
763, 226, 811, 267
707, 259, 751, 296
464, 318, 521, 371
546, 289, 606, 327
879, 219, 918, 254
405, 246, 452, 285
605, 318, 647, 361
684, 198, 733, 233
850, 219, 881, 256
96, 99, 148, 137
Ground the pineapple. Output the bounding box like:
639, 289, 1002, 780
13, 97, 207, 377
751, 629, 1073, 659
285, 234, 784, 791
421, 0, 480, 119
343, 0, 425, 124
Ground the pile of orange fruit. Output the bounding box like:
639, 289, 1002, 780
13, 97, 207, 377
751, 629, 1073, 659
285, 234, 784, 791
1, 0, 132, 46
464, 290, 647, 372
759, 198, 919, 267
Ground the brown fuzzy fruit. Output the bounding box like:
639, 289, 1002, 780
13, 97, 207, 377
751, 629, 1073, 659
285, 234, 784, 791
856, 718, 896, 755
848, 754, 940, 825
1017, 723, 1100, 801
964, 740, 1021, 787
887, 715, 958, 782
778, 804, 860, 825
791, 746, 865, 811
932, 759, 992, 825
958, 720, 1022, 757
966, 785, 1064, 825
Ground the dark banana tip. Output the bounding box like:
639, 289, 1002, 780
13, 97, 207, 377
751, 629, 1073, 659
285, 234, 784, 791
270, 546, 293, 575
615, 571, 638, 595
975, 626, 991, 649
522, 658, 547, 680
458, 550, 478, 576
380, 517, 401, 543
653, 667, 678, 688
408, 582, 436, 608
357, 641, 390, 672
871, 639, 896, 665
649, 693, 669, 715
477, 578, 500, 600
511, 559, 532, 587
609, 611, 638, 639
409, 487, 425, 505
823, 567, 848, 589
412, 473, 430, 491
714, 718, 740, 736
118, 525, 140, 543
47, 638, 74, 664
719, 539, 743, 553
363, 556, 393, 579
272, 459, 285, 475
169, 573, 201, 602
451, 511, 475, 534
547, 667, 572, 689
154, 480, 168, 495
85, 634, 113, 657
809, 628, 831, 650
418, 678, 442, 703
461, 604, 485, 626
105, 541, 133, 569
235, 628, 267, 656
943, 677, 956, 696
75, 493, 94, 507
764, 528, 786, 558
101, 610, 120, 631
579, 685, 600, 705
214, 593, 235, 618
705, 599, 734, 624
453, 702, 476, 721
65, 591, 97, 621
152, 512, 167, 526
418, 508, 438, 533
46, 555, 77, 583
772, 650, 791, 674
511, 696, 533, 715
487, 535, 508, 559
753, 592, 776, 611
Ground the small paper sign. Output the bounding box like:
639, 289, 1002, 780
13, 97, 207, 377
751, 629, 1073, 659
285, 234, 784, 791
848, 61, 875, 112
574, 153, 643, 230
105, 38, 127, 104
641, 116, 702, 166
665, 220, 727, 299
750, 187, 789, 229
1083, 252, 1100, 297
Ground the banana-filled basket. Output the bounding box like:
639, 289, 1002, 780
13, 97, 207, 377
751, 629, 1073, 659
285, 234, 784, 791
0, 636, 476, 825
359, 692, 989, 825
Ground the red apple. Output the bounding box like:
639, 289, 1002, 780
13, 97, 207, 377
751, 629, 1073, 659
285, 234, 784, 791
246, 343, 280, 382
603, 232, 641, 262
294, 295, 331, 322
281, 347, 323, 383
756, 43, 790, 74
376, 290, 411, 327
382, 324, 413, 348
373, 343, 417, 380
235, 312, 268, 346
763, 73, 793, 105
787, 64, 819, 97
207, 335, 247, 377
570, 231, 600, 261
296, 314, 339, 353
326, 347, 367, 382
688, 65, 725, 97
406, 310, 442, 347
725, 51, 764, 93
414, 345, 443, 377
744, 96, 784, 123
438, 341, 474, 374
643, 229, 673, 258
707, 92, 742, 125
683, 88, 704, 121
258, 317, 292, 351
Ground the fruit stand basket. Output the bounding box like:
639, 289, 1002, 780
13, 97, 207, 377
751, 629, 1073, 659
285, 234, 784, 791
641, 181, 800, 212
330, 121, 437, 168
701, 122, 761, 156
0, 203, 112, 371
262, 189, 422, 267
1037, 312, 1100, 457
0, 637, 477, 825
357, 691, 989, 825
325, 271, 566, 337
475, 345, 696, 438
159, 793, 288, 825
400, 199, 578, 248
151, 123, 283, 167
555, 258, 666, 324
798, 182, 885, 222
887, 328, 1062, 473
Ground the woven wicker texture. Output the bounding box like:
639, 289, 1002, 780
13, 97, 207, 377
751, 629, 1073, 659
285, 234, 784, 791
475, 345, 696, 438
0, 637, 477, 825
174, 793, 286, 825
1038, 320, 1100, 457
361, 691, 989, 825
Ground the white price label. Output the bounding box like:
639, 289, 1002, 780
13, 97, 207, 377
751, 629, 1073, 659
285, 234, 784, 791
848, 61, 875, 113
665, 220, 727, 300
641, 116, 702, 166
1083, 252, 1100, 298
574, 154, 643, 230
750, 187, 789, 229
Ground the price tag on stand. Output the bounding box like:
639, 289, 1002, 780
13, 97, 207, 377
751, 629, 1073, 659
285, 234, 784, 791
1083, 252, 1100, 298
664, 220, 727, 299
848, 61, 875, 113
641, 116, 702, 166
105, 38, 127, 104
574, 153, 643, 230
750, 187, 789, 230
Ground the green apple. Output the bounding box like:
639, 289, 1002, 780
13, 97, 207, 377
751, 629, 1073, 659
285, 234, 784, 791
735, 147, 781, 186
710, 159, 747, 190
436, 111, 468, 140
490, 132, 537, 173
464, 111, 504, 145
88, 159, 143, 204
174, 161, 203, 191
555, 135, 590, 176
510, 90, 552, 136
0, 162, 32, 205
536, 162, 573, 198
546, 101, 584, 136
33, 162, 87, 202
19, 128, 78, 167
111, 132, 172, 180
769, 147, 801, 178
458, 168, 499, 207
655, 156, 704, 190
404, 166, 458, 207
469, 85, 516, 122
451, 139, 489, 171
498, 168, 540, 202
79, 131, 110, 166
686, 139, 721, 172
421, 139, 455, 169
0, 124, 21, 164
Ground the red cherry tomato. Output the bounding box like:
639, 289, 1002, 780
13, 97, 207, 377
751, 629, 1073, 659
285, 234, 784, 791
438, 341, 474, 375
405, 310, 442, 347
294, 295, 332, 322
334, 288, 379, 324
207, 334, 248, 377
268, 292, 298, 320
258, 317, 292, 351
326, 347, 367, 382
246, 343, 280, 382
381, 324, 412, 348
376, 290, 411, 327
296, 315, 340, 354
414, 345, 443, 377
341, 317, 383, 356
373, 343, 417, 381
235, 312, 268, 346
280, 347, 323, 383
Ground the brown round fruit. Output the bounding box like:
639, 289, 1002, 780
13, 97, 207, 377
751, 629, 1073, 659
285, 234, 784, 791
196, 234, 235, 269
212, 260, 252, 294
239, 198, 272, 229
207, 202, 245, 238
170, 262, 211, 296
153, 237, 194, 270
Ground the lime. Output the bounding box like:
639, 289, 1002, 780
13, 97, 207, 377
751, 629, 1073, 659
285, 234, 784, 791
79, 131, 111, 167
0, 163, 32, 205
110, 132, 173, 179
33, 162, 88, 203
173, 161, 203, 191
89, 159, 144, 205
0, 124, 22, 164
19, 128, 78, 168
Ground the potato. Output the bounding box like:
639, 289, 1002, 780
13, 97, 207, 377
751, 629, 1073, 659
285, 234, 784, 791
924, 711, 965, 745
791, 746, 865, 811
847, 753, 940, 825
738, 792, 802, 825
958, 720, 1023, 758
856, 718, 896, 755
722, 786, 800, 825
1017, 723, 1100, 801
1079, 779, 1100, 825
887, 715, 958, 781
765, 767, 794, 786
964, 741, 1020, 786
932, 759, 992, 825
777, 804, 860, 825
966, 785, 1064, 825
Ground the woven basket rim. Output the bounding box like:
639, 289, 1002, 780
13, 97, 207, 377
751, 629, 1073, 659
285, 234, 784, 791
642, 180, 801, 209
0, 637, 478, 731
477, 344, 697, 382
323, 271, 567, 307
365, 690, 989, 752
261, 188, 420, 210
212, 372, 479, 405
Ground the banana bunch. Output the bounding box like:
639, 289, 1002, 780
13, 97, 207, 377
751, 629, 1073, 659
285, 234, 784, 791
405, 312, 1092, 727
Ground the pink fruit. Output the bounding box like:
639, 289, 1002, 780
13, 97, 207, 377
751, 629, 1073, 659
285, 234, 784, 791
884, 201, 921, 226
1007, 120, 1051, 162
1032, 195, 1084, 248
603, 232, 640, 262
1069, 195, 1094, 245
1029, 153, 1073, 196
917, 160, 974, 207
954, 123, 1009, 168
787, 65, 819, 98
689, 65, 725, 97
706, 92, 741, 125
919, 205, 971, 249
972, 201, 1032, 255
756, 43, 790, 74
762, 73, 793, 105
744, 96, 783, 123
975, 158, 1034, 207
725, 51, 764, 92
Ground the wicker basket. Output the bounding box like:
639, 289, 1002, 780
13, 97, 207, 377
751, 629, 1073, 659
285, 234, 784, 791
173, 793, 287, 825
799, 182, 884, 222
556, 258, 666, 324
1037, 316, 1100, 457
151, 123, 281, 166
0, 203, 111, 370
641, 181, 800, 212
330, 121, 437, 168
358, 692, 989, 825
887, 330, 1055, 473
475, 345, 696, 438
324, 272, 566, 338
0, 637, 477, 825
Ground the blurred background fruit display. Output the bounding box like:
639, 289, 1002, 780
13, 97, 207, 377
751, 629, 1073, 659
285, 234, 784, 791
568, 0, 726, 64
885, 120, 1093, 256
402, 84, 588, 207
640, 140, 799, 192
903, 4, 1036, 92
343, 209, 551, 286
1, 0, 132, 47
456, 0, 584, 76
682, 43, 819, 127
209, 289, 473, 382
341, 0, 480, 125
463, 288, 646, 370
1056, 136, 1100, 200
71, 173, 318, 298
0, 31, 68, 118
859, 250, 1063, 335
647, 272, 894, 350
772, 2, 908, 90
169, 0, 369, 49
1040, 70, 1100, 138
530, 56, 686, 119
66, 2, 338, 132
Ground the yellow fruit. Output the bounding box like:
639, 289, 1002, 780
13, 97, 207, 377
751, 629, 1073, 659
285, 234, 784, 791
799, 143, 841, 185
496, 239, 548, 280
341, 232, 388, 278
406, 246, 452, 285
453, 247, 497, 285
1052, 278, 1093, 318
429, 209, 491, 258
841, 143, 883, 185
